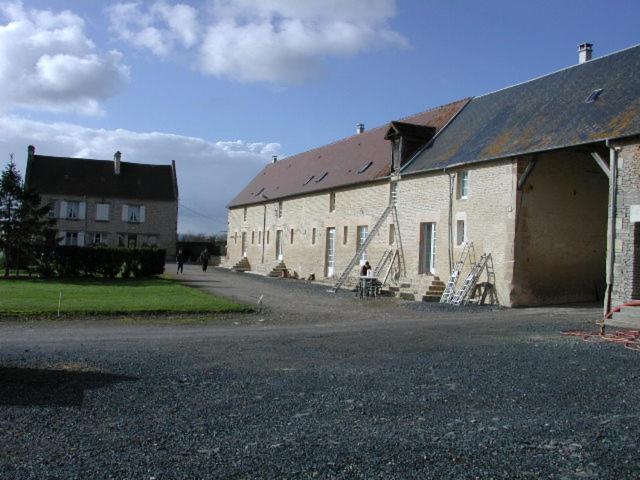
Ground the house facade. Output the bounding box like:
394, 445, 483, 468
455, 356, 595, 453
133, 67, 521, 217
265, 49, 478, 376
25, 147, 179, 257
225, 44, 640, 313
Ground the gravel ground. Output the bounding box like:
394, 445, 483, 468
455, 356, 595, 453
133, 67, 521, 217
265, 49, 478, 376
1, 266, 639, 479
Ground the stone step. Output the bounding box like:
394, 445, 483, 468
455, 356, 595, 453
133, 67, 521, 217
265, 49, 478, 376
400, 283, 411, 289
399, 292, 415, 301
422, 294, 441, 303
388, 286, 401, 293
426, 286, 445, 294
431, 280, 446, 287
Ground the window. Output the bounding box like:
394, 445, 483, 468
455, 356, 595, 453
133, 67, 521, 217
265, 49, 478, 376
96, 203, 110, 221
258, 231, 262, 244
390, 182, 398, 205
93, 232, 109, 245
128, 205, 141, 222
357, 161, 373, 174
389, 224, 395, 245
266, 231, 270, 244
329, 192, 336, 212
303, 175, 314, 185
343, 226, 348, 245
128, 235, 137, 249
234, 232, 238, 244
47, 201, 56, 218
290, 228, 294, 244
311, 228, 316, 245
243, 207, 247, 221
65, 231, 78, 246
419, 223, 436, 274
255, 187, 265, 197
118, 233, 126, 247
585, 88, 604, 103
66, 201, 80, 219
251, 231, 255, 244
456, 219, 466, 246
315, 171, 328, 183
457, 171, 469, 199
141, 235, 158, 247
277, 201, 283, 218
357, 225, 368, 261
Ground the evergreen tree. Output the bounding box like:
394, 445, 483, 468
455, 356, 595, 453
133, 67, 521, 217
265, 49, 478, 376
0, 155, 54, 276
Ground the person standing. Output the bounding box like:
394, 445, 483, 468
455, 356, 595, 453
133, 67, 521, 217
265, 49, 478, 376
176, 249, 185, 274
199, 248, 211, 272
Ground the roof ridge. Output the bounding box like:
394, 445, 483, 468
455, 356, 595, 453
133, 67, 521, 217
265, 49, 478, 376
474, 43, 640, 100
33, 154, 172, 167
273, 98, 470, 164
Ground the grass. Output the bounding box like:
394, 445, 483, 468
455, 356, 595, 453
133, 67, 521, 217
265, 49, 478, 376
0, 277, 248, 316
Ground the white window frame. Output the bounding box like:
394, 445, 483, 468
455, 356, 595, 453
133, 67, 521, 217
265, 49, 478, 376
66, 201, 80, 219
357, 225, 368, 262
65, 231, 78, 246
457, 171, 469, 199
456, 212, 467, 246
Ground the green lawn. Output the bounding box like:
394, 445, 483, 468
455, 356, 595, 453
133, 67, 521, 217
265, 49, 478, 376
0, 278, 247, 316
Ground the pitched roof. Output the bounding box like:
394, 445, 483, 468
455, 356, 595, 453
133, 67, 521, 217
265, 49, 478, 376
25, 154, 178, 202
403, 44, 640, 174
227, 99, 469, 208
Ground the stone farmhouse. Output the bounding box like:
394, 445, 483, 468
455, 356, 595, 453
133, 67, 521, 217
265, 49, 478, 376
225, 44, 640, 321
25, 147, 179, 257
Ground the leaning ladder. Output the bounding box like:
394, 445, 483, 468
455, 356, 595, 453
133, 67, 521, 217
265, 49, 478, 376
332, 204, 394, 292
440, 242, 475, 303
374, 248, 394, 277
450, 254, 488, 306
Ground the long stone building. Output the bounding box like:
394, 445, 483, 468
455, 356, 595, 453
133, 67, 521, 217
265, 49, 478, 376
225, 43, 640, 319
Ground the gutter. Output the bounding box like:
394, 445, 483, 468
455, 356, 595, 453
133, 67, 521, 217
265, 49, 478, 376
444, 167, 454, 274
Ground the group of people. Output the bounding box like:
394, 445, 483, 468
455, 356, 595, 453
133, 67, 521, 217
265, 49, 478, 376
176, 248, 211, 274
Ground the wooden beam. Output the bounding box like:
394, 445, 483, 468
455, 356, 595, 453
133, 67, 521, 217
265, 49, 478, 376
590, 151, 610, 178
517, 157, 537, 190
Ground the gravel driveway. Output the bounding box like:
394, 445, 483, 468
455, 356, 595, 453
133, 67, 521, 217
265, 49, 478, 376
1, 266, 638, 479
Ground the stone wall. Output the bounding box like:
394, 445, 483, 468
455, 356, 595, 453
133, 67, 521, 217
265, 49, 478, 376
612, 141, 640, 305
226, 160, 518, 304
511, 151, 608, 306
46, 194, 178, 258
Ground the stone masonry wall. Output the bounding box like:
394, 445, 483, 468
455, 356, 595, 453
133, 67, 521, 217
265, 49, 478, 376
612, 142, 640, 305
47, 194, 178, 258
226, 160, 518, 305
511, 151, 608, 306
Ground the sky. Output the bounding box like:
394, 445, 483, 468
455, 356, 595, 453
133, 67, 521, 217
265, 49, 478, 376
0, 0, 638, 234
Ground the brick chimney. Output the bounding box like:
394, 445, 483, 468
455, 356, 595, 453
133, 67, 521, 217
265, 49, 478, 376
356, 123, 365, 134
114, 151, 121, 175
27, 145, 35, 161
578, 43, 593, 64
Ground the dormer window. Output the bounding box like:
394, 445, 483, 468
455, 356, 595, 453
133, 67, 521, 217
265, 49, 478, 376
384, 121, 436, 172
315, 172, 328, 183
357, 161, 373, 174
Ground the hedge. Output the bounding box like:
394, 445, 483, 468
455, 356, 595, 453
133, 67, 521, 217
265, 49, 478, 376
39, 246, 166, 278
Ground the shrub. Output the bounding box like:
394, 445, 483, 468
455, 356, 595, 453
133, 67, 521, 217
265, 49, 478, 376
39, 246, 166, 278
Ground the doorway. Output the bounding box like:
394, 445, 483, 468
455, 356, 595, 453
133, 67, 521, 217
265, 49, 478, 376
275, 230, 283, 261
419, 222, 436, 274
326, 227, 336, 277
241, 232, 247, 257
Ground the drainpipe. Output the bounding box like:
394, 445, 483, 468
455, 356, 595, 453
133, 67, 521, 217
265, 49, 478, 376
262, 203, 267, 264
444, 168, 454, 273
603, 140, 619, 319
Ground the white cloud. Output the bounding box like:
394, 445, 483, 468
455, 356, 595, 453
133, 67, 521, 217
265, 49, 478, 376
0, 2, 130, 115
0, 116, 279, 233
107, 0, 406, 83
107, 1, 199, 57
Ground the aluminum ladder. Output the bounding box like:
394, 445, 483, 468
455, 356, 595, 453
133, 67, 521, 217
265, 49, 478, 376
450, 253, 488, 306
440, 242, 475, 304
332, 204, 393, 292
374, 248, 394, 277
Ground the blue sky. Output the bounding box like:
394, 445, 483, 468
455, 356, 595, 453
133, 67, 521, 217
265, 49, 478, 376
0, 0, 638, 233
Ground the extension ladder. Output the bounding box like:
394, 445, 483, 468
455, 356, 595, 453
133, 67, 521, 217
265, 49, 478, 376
440, 242, 475, 303
332, 204, 393, 292
450, 253, 488, 306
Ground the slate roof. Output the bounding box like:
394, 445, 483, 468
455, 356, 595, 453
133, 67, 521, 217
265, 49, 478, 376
227, 99, 469, 208
403, 44, 640, 174
25, 154, 178, 202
